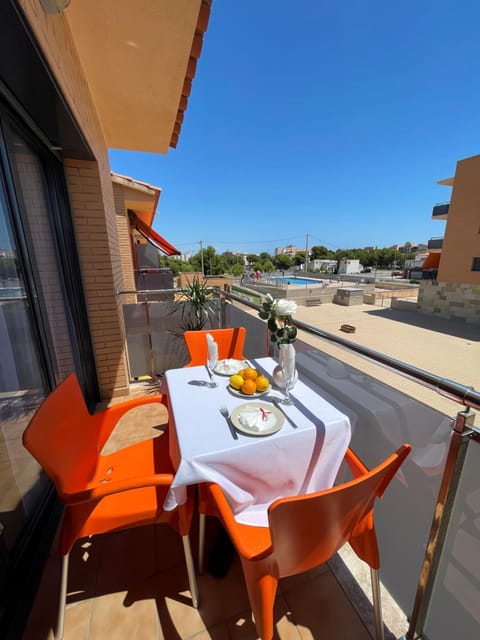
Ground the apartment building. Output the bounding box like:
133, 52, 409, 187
418, 153, 480, 324
274, 244, 298, 256
0, 1, 211, 635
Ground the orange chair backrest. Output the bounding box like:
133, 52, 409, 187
184, 327, 246, 366
22, 374, 99, 500
267, 444, 411, 576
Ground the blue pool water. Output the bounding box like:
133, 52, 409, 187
270, 276, 324, 286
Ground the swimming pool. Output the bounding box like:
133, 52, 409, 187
270, 276, 325, 287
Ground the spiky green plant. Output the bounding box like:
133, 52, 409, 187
170, 276, 218, 336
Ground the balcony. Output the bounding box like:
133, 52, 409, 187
427, 238, 443, 251
22, 289, 480, 640
431, 203, 449, 219
24, 456, 378, 639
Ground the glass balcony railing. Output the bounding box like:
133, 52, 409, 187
116, 286, 480, 640
432, 202, 450, 218
427, 237, 444, 250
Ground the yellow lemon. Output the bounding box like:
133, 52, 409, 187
241, 379, 257, 395
255, 376, 269, 392
229, 374, 244, 390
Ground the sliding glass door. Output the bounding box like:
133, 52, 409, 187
0, 103, 98, 602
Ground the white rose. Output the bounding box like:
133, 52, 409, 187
274, 299, 297, 317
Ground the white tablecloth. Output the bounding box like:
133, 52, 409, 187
163, 357, 351, 526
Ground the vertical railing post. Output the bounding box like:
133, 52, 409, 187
404, 407, 476, 639
143, 296, 155, 381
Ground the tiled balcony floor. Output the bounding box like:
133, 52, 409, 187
22, 386, 400, 640
23, 515, 378, 640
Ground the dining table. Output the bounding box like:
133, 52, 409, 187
162, 356, 352, 527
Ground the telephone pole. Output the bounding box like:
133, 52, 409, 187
200, 240, 204, 276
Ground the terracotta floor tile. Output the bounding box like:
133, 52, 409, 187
187, 622, 231, 640
226, 594, 300, 640
154, 522, 188, 573
89, 590, 159, 640
160, 591, 207, 639
284, 570, 371, 640
279, 563, 330, 595
63, 600, 92, 640
93, 526, 156, 595
216, 556, 250, 609
196, 572, 236, 628
67, 537, 105, 605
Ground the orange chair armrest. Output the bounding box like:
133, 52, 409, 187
208, 483, 272, 560
61, 473, 173, 505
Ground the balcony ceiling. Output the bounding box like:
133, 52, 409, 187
65, 0, 210, 153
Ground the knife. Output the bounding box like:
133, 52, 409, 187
271, 398, 298, 428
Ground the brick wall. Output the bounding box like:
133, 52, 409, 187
18, 2, 130, 398
64, 160, 129, 397
113, 183, 136, 303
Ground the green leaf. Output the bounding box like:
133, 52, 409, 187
268, 318, 277, 332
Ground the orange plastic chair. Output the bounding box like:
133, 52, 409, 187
183, 327, 247, 366
199, 444, 411, 640
22, 374, 199, 640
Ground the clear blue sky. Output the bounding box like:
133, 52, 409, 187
109, 0, 480, 257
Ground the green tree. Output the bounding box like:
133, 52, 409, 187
158, 255, 191, 277
274, 254, 293, 270
310, 245, 333, 259
263, 259, 275, 273
189, 245, 226, 275
294, 252, 306, 267
231, 264, 243, 276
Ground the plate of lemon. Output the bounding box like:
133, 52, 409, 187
228, 367, 271, 397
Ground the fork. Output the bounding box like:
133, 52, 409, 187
220, 406, 238, 440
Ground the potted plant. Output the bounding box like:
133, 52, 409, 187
175, 276, 218, 333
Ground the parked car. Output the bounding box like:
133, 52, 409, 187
392, 270, 404, 277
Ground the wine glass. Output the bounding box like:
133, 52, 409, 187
206, 355, 218, 388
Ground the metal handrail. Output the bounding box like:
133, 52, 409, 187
116, 285, 480, 410
222, 290, 480, 412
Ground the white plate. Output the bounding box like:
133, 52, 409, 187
231, 401, 284, 436
214, 359, 248, 376
228, 383, 271, 398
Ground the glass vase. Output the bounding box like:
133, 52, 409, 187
272, 343, 298, 390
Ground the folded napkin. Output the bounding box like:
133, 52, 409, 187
206, 332, 219, 363
216, 358, 242, 374
238, 406, 273, 432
